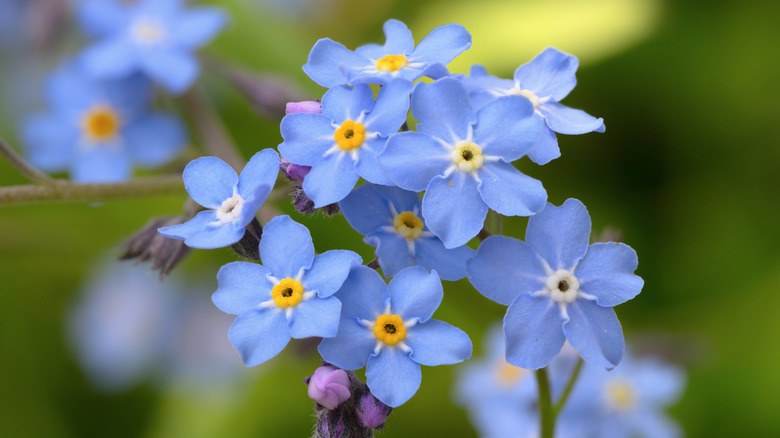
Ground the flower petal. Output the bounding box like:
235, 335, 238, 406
354, 138, 393, 185
504, 294, 566, 370
21, 114, 77, 172
303, 250, 363, 298
72, 146, 132, 183
339, 183, 418, 235
422, 172, 488, 249
387, 267, 442, 322
525, 198, 591, 271
477, 161, 547, 217
183, 156, 237, 209
366, 347, 421, 407
412, 238, 475, 281
355, 19, 414, 59
474, 96, 542, 162
288, 296, 342, 339
369, 233, 412, 278
318, 318, 377, 370
467, 236, 547, 306
278, 113, 336, 166
540, 101, 605, 135
575, 242, 643, 307
171, 8, 227, 49
77, 0, 129, 37
81, 38, 137, 80
362, 79, 412, 136
378, 131, 450, 192
124, 113, 186, 167
259, 215, 315, 278
563, 299, 624, 369
158, 209, 217, 240
302, 151, 360, 207
213, 261, 273, 315
140, 50, 199, 94
303, 38, 367, 88
514, 47, 578, 101
228, 308, 290, 366
406, 319, 472, 366
237, 148, 280, 200
184, 221, 245, 249
410, 23, 471, 67
335, 265, 388, 319
321, 84, 375, 123
412, 78, 476, 144
526, 126, 560, 165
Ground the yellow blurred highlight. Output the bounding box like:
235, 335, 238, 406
414, 0, 662, 73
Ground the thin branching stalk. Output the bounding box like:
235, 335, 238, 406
0, 176, 184, 205
0, 137, 56, 184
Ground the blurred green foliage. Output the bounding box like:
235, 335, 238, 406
1, 0, 779, 437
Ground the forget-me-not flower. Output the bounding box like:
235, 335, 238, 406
339, 183, 474, 280
303, 19, 470, 88
278, 79, 411, 207
158, 149, 279, 249
318, 266, 472, 407
377, 77, 546, 248
77, 0, 227, 94
213, 215, 362, 366
467, 199, 643, 370
22, 61, 186, 182
462, 47, 605, 165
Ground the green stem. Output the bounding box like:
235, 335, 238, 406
179, 87, 245, 171
0, 137, 56, 184
553, 357, 584, 416
535, 368, 555, 438
0, 176, 185, 205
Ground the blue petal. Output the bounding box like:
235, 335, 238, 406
474, 96, 542, 162
321, 84, 375, 123
237, 149, 280, 200
303, 250, 363, 298
406, 319, 472, 366
477, 160, 547, 216
288, 296, 342, 339
467, 236, 547, 306
72, 146, 132, 183
633, 412, 683, 438
302, 151, 360, 207
171, 8, 227, 49
339, 183, 419, 236
410, 23, 471, 67
259, 215, 315, 278
362, 79, 412, 136
525, 198, 591, 271
422, 173, 488, 249
514, 47, 578, 101
303, 38, 367, 88
574, 242, 643, 307
370, 233, 412, 277
81, 38, 138, 80
318, 318, 376, 370
184, 221, 245, 249
366, 347, 421, 407
124, 113, 186, 166
419, 62, 451, 81
563, 299, 624, 369
412, 238, 475, 281
183, 156, 237, 209
632, 360, 686, 406
504, 294, 566, 369
213, 261, 273, 315
77, 0, 129, 37
354, 138, 394, 185
412, 78, 476, 144
526, 126, 560, 165
100, 73, 153, 122
21, 114, 77, 172
140, 50, 199, 94
335, 265, 388, 319
228, 309, 290, 366
387, 267, 442, 322
540, 101, 605, 135
278, 113, 336, 166
378, 131, 450, 192
355, 19, 414, 59
135, 0, 182, 16
46, 62, 97, 117
158, 209, 217, 240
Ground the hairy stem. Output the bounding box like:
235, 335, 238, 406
535, 367, 555, 438
0, 176, 184, 205
0, 137, 55, 184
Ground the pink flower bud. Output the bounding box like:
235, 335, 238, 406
308, 365, 351, 409
286, 100, 322, 115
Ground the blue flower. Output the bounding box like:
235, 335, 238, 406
377, 77, 546, 248
278, 79, 411, 207
158, 149, 279, 249
318, 266, 472, 407
467, 199, 643, 370
303, 19, 471, 88
21, 60, 186, 182
77, 0, 227, 94
462, 47, 605, 165
339, 183, 475, 280
212, 215, 362, 366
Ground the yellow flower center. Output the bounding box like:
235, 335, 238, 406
494, 360, 527, 387
131, 19, 166, 44
393, 211, 424, 240
605, 379, 637, 412
373, 314, 406, 345
508, 88, 541, 109
334, 120, 365, 150
271, 278, 304, 308
451, 141, 484, 172
375, 54, 408, 72
81, 106, 120, 142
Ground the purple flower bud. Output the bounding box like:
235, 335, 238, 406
280, 158, 311, 183
286, 100, 322, 115
293, 187, 316, 215
308, 365, 351, 410
355, 392, 391, 429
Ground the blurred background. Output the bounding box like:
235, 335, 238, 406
1, 0, 779, 436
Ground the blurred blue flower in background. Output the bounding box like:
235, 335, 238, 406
21, 60, 186, 182
77, 0, 227, 94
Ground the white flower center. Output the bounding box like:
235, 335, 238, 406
216, 194, 245, 224
450, 141, 484, 173
508, 88, 541, 109
545, 269, 580, 304
130, 18, 167, 45
604, 378, 637, 412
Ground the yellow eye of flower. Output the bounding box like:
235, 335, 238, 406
495, 360, 526, 387
334, 120, 365, 150
451, 141, 484, 172
375, 54, 408, 73
81, 106, 120, 141
605, 379, 637, 412
271, 278, 304, 308
393, 211, 424, 240
373, 314, 406, 345
508, 88, 541, 109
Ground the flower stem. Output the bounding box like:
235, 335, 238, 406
0, 137, 55, 184
0, 176, 185, 205
553, 357, 584, 416
179, 87, 245, 171
535, 367, 555, 438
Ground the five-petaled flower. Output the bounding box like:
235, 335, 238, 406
212, 215, 362, 366
467, 199, 643, 370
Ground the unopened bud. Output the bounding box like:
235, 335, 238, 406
119, 216, 191, 279
308, 365, 351, 410
280, 157, 311, 183
355, 392, 392, 429
230, 218, 263, 260
286, 100, 322, 115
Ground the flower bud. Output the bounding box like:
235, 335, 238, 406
119, 216, 191, 278
286, 100, 322, 115
308, 365, 351, 410
230, 218, 263, 260
355, 392, 392, 429
280, 158, 311, 183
